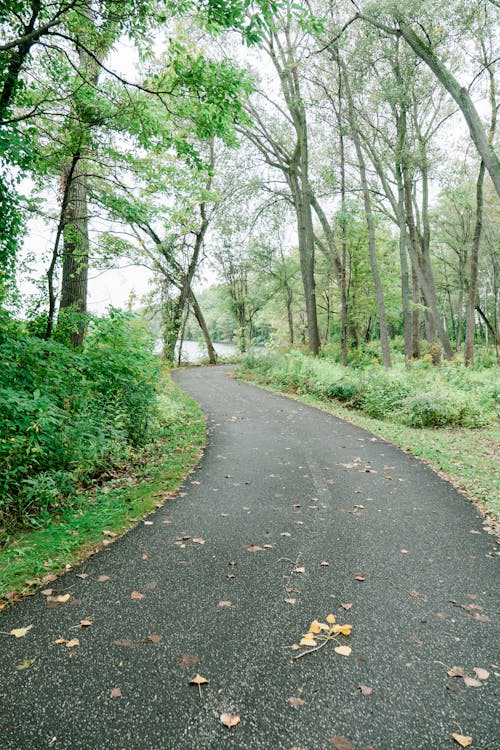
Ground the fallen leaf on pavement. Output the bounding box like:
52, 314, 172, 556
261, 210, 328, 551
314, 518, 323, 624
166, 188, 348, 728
220, 713, 240, 728
281, 532, 291, 537
97, 575, 110, 583
178, 654, 199, 668
75, 573, 88, 579
8, 626, 33, 638
102, 530, 116, 538
110, 687, 122, 698
143, 520, 154, 525
473, 667, 489, 680
463, 676, 482, 688
354, 573, 366, 581
246, 544, 264, 552
320, 561, 329, 566
131, 590, 144, 600
308, 620, 322, 634
218, 600, 232, 607
192, 538, 205, 545
341, 603, 352, 611
448, 666, 465, 677
358, 684, 373, 696
451, 733, 473, 747
66, 638, 80, 648
330, 736, 353, 750
113, 639, 133, 647
41, 589, 53, 596
334, 645, 352, 656
289, 696, 305, 707
326, 614, 336, 624
141, 554, 148, 560
285, 598, 296, 605
293, 567, 305, 574
16, 658, 36, 670
147, 634, 162, 643
80, 620, 92, 627
190, 673, 208, 697
300, 636, 317, 647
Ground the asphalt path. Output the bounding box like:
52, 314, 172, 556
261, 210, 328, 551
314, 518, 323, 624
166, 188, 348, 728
0, 366, 498, 750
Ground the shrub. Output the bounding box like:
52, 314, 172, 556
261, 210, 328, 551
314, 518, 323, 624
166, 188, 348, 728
0, 308, 160, 526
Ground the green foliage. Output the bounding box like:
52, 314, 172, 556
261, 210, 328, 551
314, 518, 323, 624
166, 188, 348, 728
0, 308, 160, 526
238, 349, 497, 428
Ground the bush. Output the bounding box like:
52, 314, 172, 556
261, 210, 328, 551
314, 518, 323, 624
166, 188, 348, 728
237, 348, 497, 429
0, 308, 160, 526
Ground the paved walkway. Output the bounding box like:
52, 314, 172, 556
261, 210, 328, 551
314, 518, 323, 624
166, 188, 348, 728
0, 366, 498, 749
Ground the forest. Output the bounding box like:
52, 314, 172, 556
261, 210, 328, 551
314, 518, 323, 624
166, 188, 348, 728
0, 0, 499, 580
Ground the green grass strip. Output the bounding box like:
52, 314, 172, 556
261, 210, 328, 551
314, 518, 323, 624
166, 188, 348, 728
0, 380, 205, 606
235, 371, 500, 522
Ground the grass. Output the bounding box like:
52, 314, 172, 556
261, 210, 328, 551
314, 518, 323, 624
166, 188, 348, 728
0, 379, 206, 607
235, 369, 500, 523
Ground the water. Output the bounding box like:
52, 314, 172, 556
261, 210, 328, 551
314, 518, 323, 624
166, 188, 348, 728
155, 339, 265, 363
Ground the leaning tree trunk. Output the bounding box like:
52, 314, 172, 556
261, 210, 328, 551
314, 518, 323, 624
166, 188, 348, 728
189, 289, 217, 365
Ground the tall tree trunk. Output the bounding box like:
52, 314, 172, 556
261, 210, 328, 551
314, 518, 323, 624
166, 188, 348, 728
403, 170, 453, 359
395, 107, 413, 361
339, 53, 391, 369
59, 156, 89, 346
411, 266, 421, 358
189, 289, 217, 365
464, 161, 486, 366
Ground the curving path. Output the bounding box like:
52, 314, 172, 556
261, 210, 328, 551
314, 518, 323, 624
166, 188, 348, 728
0, 366, 498, 749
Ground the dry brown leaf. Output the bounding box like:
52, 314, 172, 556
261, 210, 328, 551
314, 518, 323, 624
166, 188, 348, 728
263, 544, 273, 549
473, 667, 490, 680
220, 713, 240, 728
448, 666, 465, 677
102, 530, 116, 538
227, 573, 236, 580
280, 532, 291, 537
141, 554, 148, 560
97, 575, 110, 583
354, 574, 366, 581
55, 638, 66, 645
41, 589, 53, 596
451, 733, 473, 748
130, 590, 144, 600
289, 696, 305, 708
147, 634, 162, 644
113, 639, 133, 647
110, 687, 122, 698
9, 625, 33, 638
320, 561, 329, 566
358, 684, 373, 696
75, 573, 88, 579
463, 676, 482, 688
218, 600, 232, 608
284, 598, 296, 605
291, 644, 300, 651
293, 566, 305, 574
341, 603, 352, 611
192, 538, 205, 545
66, 638, 80, 649
189, 674, 208, 686
246, 544, 264, 552
80, 620, 92, 627
334, 645, 352, 656
330, 735, 353, 750
178, 653, 199, 668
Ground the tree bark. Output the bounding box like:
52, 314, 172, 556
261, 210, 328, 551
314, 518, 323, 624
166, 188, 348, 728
339, 53, 391, 369
59, 155, 89, 346
189, 289, 217, 364
464, 161, 485, 366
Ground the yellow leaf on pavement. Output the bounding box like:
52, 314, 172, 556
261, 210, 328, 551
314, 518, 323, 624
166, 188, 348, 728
338, 624, 352, 636
308, 620, 322, 634
451, 733, 473, 748
326, 614, 336, 624
334, 645, 352, 656
300, 636, 317, 647
9, 626, 33, 638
